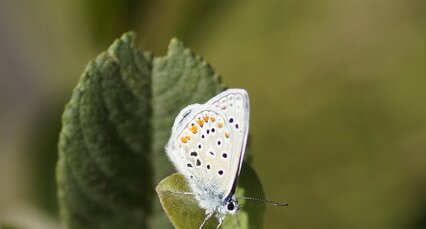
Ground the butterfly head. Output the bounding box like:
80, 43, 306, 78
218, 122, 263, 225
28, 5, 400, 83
218, 196, 240, 215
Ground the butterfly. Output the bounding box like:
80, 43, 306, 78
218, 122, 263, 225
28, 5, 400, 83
166, 88, 286, 228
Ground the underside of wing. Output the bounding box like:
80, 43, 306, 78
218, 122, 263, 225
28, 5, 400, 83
166, 89, 250, 200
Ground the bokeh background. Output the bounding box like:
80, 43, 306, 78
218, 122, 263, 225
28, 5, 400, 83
1, 0, 426, 228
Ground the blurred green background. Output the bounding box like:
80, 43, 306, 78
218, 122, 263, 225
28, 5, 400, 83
1, 0, 426, 228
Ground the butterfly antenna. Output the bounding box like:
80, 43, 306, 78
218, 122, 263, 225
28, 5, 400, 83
238, 196, 288, 206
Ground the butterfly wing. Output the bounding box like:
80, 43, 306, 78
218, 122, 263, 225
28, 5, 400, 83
166, 89, 250, 202
205, 89, 250, 197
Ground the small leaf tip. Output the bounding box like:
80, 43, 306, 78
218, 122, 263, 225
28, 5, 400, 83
170, 37, 181, 44
168, 37, 185, 54
121, 31, 137, 39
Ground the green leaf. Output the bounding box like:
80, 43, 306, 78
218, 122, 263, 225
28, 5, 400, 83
57, 32, 153, 228
156, 165, 265, 229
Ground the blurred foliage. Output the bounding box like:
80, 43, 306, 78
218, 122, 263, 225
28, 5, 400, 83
30, 100, 64, 216
83, 0, 148, 48
1, 0, 426, 228
0, 223, 20, 229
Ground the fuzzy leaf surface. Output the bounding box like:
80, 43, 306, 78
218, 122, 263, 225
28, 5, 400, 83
57, 32, 153, 228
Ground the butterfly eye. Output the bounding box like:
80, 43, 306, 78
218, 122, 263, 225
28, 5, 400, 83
227, 202, 235, 211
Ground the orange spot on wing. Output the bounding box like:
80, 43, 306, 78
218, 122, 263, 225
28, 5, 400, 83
203, 115, 209, 122
218, 122, 224, 128
181, 135, 190, 143
196, 119, 204, 127
225, 132, 230, 138
210, 116, 216, 122
190, 125, 198, 134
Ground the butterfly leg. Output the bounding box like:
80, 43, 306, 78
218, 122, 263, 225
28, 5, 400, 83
199, 212, 214, 229
216, 216, 224, 229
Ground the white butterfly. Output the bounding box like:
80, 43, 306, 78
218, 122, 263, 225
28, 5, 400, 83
166, 88, 250, 228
